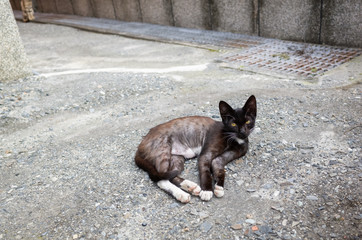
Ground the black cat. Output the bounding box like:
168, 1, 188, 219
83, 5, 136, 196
135, 96, 257, 203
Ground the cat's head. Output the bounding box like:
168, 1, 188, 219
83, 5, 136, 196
219, 95, 257, 143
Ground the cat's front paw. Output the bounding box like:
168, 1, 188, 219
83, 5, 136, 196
214, 185, 224, 198
199, 190, 213, 201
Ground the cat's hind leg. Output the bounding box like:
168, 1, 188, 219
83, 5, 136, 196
169, 155, 201, 196
181, 179, 201, 196
171, 176, 201, 196
156, 155, 194, 203
157, 180, 191, 203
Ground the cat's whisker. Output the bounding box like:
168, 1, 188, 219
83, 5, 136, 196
223, 132, 239, 145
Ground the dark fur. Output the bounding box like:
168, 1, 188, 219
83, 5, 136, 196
135, 95, 257, 192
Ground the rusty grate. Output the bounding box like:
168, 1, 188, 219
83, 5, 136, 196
221, 40, 362, 77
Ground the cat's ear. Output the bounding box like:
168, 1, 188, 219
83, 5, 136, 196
243, 95, 257, 117
219, 101, 235, 122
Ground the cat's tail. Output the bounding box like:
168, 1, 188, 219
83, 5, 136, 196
135, 152, 179, 182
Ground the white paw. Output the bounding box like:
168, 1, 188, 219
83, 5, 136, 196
199, 190, 213, 201
214, 185, 224, 198
157, 180, 191, 203
180, 180, 201, 196
192, 185, 201, 196
175, 191, 191, 203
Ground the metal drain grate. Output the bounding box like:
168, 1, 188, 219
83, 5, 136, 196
221, 40, 362, 77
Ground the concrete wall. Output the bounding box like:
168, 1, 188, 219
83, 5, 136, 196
92, 0, 116, 19
72, 0, 94, 17
36, 0, 58, 13
55, 0, 74, 14
114, 0, 142, 22
1, 1, 31, 82
321, 0, 362, 47
259, 0, 321, 43
211, 0, 256, 35
140, 0, 174, 26
172, 0, 211, 30
10, 0, 362, 48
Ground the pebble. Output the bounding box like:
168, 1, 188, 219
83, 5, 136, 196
271, 206, 284, 212
251, 225, 259, 231
190, 209, 199, 216
169, 225, 180, 235
246, 188, 257, 192
282, 219, 288, 226
231, 224, 243, 230
306, 195, 319, 201
283, 234, 292, 240
199, 211, 209, 220
169, 202, 179, 208
292, 221, 299, 227
329, 160, 339, 165
330, 233, 338, 238
245, 219, 256, 225
200, 222, 212, 233
262, 183, 273, 189
259, 225, 272, 234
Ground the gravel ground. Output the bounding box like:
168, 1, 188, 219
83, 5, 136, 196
0, 22, 361, 239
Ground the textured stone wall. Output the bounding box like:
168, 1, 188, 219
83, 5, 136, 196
259, 0, 321, 43
321, 0, 362, 47
9, 0, 362, 47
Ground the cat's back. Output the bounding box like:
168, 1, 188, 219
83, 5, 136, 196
140, 116, 215, 146
152, 116, 215, 134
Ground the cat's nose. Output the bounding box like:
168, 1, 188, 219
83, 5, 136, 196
239, 131, 247, 139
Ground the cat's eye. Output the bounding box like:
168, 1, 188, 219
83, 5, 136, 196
245, 120, 251, 125
231, 123, 237, 127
